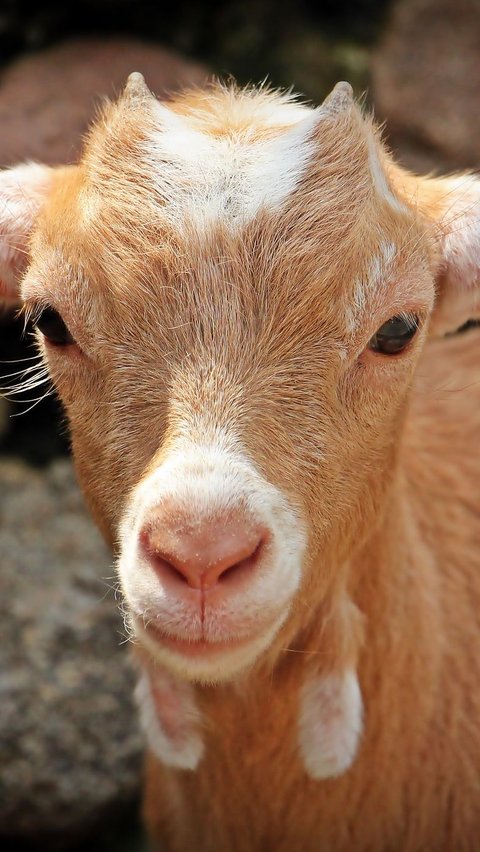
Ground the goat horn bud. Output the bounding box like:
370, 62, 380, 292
321, 81, 354, 114
124, 71, 153, 103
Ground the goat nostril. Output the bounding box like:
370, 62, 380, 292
217, 537, 264, 584
151, 552, 193, 585
140, 533, 193, 586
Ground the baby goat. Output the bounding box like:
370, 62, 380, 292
1, 76, 480, 851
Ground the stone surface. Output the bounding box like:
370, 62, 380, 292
372, 0, 480, 171
0, 37, 207, 167
0, 458, 144, 847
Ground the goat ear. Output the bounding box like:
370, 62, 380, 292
425, 174, 480, 335
391, 168, 480, 336
0, 163, 53, 305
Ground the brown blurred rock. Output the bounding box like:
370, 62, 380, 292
0, 38, 208, 167
0, 458, 144, 848
372, 0, 480, 172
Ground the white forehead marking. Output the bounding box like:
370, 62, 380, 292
145, 102, 321, 231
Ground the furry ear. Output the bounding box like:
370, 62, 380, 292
391, 167, 480, 336
427, 174, 480, 335
0, 163, 53, 304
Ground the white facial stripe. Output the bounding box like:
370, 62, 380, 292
135, 669, 204, 769
144, 103, 322, 230
349, 239, 398, 328
298, 669, 363, 779
366, 239, 397, 290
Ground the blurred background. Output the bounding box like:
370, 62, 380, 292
0, 0, 478, 849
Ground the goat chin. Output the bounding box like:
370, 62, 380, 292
132, 613, 287, 684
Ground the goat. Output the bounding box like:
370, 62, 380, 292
1, 75, 480, 851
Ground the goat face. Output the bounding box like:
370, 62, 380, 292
11, 81, 476, 683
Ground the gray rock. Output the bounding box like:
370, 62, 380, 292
0, 458, 144, 846
371, 0, 480, 172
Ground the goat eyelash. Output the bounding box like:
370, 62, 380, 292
17, 299, 52, 336
396, 310, 421, 331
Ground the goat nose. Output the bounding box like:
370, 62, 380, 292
140, 510, 266, 591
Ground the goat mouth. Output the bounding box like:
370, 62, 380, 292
131, 611, 289, 668
132, 612, 289, 681
135, 617, 256, 658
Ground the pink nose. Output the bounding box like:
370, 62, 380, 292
140, 508, 266, 591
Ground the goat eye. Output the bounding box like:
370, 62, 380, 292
34, 306, 75, 346
368, 314, 419, 355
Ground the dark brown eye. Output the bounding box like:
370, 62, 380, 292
34, 306, 75, 346
368, 314, 419, 355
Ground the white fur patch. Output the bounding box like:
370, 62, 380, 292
366, 240, 397, 290
298, 669, 363, 779
348, 240, 397, 328
144, 103, 322, 231
135, 668, 204, 770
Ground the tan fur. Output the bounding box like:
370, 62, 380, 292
2, 81, 480, 850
